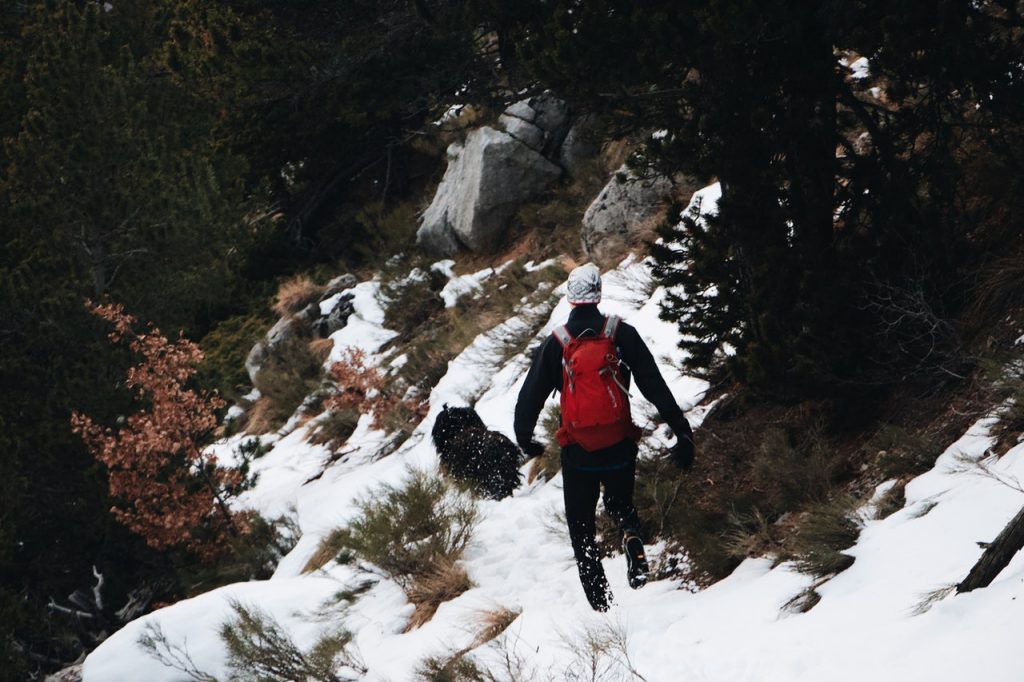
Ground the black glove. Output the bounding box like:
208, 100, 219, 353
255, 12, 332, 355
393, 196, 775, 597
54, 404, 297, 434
669, 435, 695, 471
520, 441, 546, 458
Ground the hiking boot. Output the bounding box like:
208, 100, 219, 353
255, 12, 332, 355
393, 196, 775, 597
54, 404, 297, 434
623, 534, 649, 589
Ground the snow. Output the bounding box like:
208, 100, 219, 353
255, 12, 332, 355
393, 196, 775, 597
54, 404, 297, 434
84, 244, 1024, 682
433, 258, 516, 308
840, 56, 870, 80
849, 56, 870, 80
326, 280, 396, 363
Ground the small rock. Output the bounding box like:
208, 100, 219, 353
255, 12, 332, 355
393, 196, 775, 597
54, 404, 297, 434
322, 273, 358, 299
318, 293, 356, 338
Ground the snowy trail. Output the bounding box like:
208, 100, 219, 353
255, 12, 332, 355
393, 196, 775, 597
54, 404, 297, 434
84, 252, 1024, 682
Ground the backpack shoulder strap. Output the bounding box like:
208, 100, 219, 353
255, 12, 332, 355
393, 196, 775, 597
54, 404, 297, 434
552, 325, 574, 348
601, 315, 621, 340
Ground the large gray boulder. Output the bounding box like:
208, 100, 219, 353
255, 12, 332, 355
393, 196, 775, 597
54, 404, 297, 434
581, 165, 674, 266
417, 126, 562, 255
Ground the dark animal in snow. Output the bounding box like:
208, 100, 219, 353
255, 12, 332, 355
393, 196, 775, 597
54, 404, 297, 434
431, 405, 523, 500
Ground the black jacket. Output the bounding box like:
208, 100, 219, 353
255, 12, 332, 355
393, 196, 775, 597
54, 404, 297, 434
514, 304, 693, 454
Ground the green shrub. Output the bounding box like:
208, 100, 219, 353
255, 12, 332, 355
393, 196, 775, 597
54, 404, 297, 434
988, 357, 1024, 453
309, 408, 361, 450
303, 527, 352, 574
337, 470, 477, 589
416, 654, 486, 682
380, 264, 446, 336
788, 496, 862, 577
753, 427, 843, 509
252, 334, 324, 427
874, 482, 907, 520
351, 200, 423, 268
632, 456, 741, 582
179, 513, 300, 597
237, 436, 271, 460
196, 313, 268, 402
318, 471, 479, 630
724, 507, 779, 560
866, 424, 941, 478
220, 601, 365, 682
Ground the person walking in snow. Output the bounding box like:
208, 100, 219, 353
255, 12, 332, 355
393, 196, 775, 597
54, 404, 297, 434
514, 263, 695, 611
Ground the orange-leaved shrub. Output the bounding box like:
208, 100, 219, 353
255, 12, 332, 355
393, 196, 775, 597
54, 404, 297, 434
326, 348, 426, 432
71, 302, 252, 561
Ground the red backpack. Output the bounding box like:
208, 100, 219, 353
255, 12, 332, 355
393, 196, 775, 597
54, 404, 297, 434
553, 315, 642, 452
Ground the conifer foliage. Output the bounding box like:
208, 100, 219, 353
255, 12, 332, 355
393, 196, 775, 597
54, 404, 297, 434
475, 0, 1024, 397
72, 303, 252, 561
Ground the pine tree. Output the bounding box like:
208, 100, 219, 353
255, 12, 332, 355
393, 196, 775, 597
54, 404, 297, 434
0, 1, 269, 672
475, 0, 1024, 397
219, 0, 492, 259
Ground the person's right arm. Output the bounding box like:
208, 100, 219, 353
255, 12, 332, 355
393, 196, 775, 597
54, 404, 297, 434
514, 336, 559, 453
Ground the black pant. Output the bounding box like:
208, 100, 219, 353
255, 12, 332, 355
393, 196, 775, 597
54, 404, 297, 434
561, 440, 640, 610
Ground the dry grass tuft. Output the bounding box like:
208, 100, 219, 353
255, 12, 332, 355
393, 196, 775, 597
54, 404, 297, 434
406, 557, 473, 631
874, 482, 907, 520
910, 583, 957, 616
302, 528, 351, 574
273, 275, 326, 318
557, 619, 646, 682
308, 338, 335, 365
242, 396, 278, 435
471, 605, 522, 648
787, 495, 863, 577
782, 587, 822, 615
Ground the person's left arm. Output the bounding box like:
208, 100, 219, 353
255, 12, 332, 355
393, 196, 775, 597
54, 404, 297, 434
618, 324, 695, 466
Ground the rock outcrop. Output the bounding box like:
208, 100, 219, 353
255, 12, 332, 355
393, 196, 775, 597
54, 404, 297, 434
245, 316, 307, 384
417, 94, 570, 256
581, 165, 674, 267
245, 275, 359, 384
317, 292, 355, 338
498, 94, 570, 157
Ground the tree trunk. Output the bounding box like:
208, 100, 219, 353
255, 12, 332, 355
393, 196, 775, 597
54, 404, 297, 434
956, 502, 1024, 593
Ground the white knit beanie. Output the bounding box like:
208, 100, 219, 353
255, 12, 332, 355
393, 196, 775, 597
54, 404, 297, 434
566, 264, 602, 305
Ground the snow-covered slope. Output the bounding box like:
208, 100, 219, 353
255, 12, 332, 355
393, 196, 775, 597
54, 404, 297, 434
83, 253, 1024, 682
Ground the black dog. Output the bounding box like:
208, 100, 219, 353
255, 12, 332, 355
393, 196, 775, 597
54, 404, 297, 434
431, 405, 523, 500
